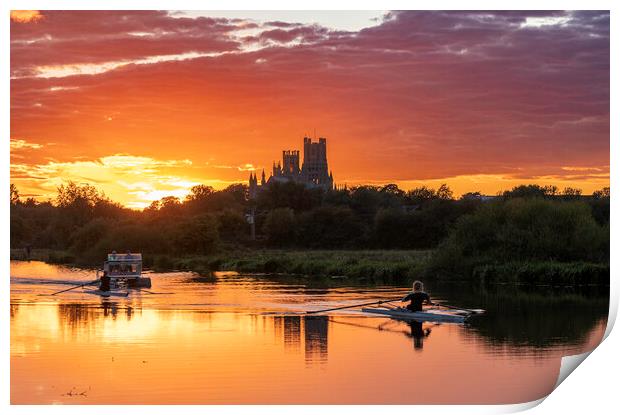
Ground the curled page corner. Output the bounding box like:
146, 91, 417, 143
554, 350, 593, 389
499, 397, 547, 413
603, 294, 617, 340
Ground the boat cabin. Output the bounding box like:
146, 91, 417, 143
105, 252, 142, 277
98, 252, 151, 289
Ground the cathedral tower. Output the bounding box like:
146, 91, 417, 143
301, 137, 332, 188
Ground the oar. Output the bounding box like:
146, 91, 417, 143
139, 289, 173, 295
48, 279, 99, 296
306, 297, 403, 314
435, 303, 483, 314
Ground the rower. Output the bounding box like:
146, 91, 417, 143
401, 280, 433, 312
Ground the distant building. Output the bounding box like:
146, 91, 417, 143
249, 137, 334, 198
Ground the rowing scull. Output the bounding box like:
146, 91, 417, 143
361, 307, 469, 323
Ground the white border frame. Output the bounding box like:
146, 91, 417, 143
2, 1, 616, 414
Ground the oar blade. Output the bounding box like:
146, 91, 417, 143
48, 279, 99, 296
306, 297, 403, 314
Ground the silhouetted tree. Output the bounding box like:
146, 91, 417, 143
350, 186, 386, 219
593, 187, 610, 199
297, 206, 365, 248
436, 184, 454, 200
502, 184, 554, 199
217, 209, 249, 242
56, 181, 103, 208
186, 185, 215, 201
407, 186, 436, 204
429, 198, 609, 278
176, 214, 220, 254
562, 187, 583, 199
10, 184, 20, 205
262, 208, 296, 246
8, 180, 611, 263
590, 186, 610, 226
70, 218, 111, 254
257, 181, 321, 212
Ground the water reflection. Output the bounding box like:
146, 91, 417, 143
55, 304, 332, 366
58, 303, 139, 328
10, 304, 19, 318
58, 303, 99, 330
274, 316, 301, 352
10, 261, 610, 404
406, 321, 432, 350
11, 301, 607, 404
304, 316, 328, 364
462, 285, 609, 354
47, 298, 606, 361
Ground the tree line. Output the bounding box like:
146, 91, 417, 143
10, 181, 610, 267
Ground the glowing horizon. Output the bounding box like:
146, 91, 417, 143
10, 11, 610, 208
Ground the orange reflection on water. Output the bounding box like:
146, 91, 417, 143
10, 301, 606, 404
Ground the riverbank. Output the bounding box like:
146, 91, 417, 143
10, 248, 430, 284
178, 249, 432, 284
11, 249, 80, 265
10, 248, 609, 287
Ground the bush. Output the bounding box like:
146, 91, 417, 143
10, 215, 28, 248
69, 218, 111, 254
153, 254, 175, 271
428, 198, 609, 281
48, 251, 75, 264
217, 210, 248, 241
83, 222, 173, 263
175, 214, 220, 255
262, 208, 296, 246
297, 206, 365, 248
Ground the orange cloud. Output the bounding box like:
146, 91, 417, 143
9, 11, 609, 207
10, 10, 43, 23
10, 138, 43, 150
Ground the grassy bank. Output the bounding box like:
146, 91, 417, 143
423, 197, 609, 286
471, 261, 609, 286
10, 248, 78, 265
11, 248, 608, 287
157, 249, 432, 284
10, 248, 432, 285
10, 248, 432, 283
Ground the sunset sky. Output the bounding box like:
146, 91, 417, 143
10, 10, 610, 208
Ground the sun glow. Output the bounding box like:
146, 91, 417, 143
10, 10, 43, 23
10, 154, 210, 209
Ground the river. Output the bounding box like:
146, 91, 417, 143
10, 260, 608, 404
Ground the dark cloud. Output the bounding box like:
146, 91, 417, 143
264, 20, 304, 28
257, 25, 330, 44
11, 11, 243, 76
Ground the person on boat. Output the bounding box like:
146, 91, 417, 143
100, 271, 111, 292
401, 280, 433, 312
